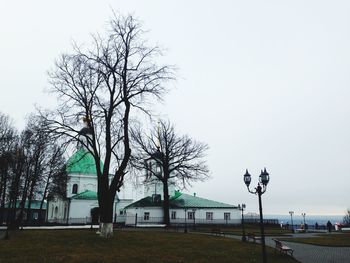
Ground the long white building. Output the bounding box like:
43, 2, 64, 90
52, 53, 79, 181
124, 191, 241, 226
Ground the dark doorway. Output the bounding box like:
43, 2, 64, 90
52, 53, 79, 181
90, 207, 99, 225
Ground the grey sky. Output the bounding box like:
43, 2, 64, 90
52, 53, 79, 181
1, 0, 349, 216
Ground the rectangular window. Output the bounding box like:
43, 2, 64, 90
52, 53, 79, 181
188, 212, 195, 220
206, 212, 213, 220
120, 210, 124, 215
144, 212, 150, 220
171, 211, 176, 219
224, 213, 231, 220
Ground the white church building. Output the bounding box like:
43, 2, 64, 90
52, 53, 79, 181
46, 148, 133, 224
47, 146, 241, 226
46, 122, 240, 225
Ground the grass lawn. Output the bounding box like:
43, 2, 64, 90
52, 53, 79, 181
0, 229, 298, 263
280, 233, 350, 247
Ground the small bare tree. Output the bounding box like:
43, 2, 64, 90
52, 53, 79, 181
344, 209, 350, 225
131, 120, 209, 226
0, 113, 18, 224
43, 15, 173, 237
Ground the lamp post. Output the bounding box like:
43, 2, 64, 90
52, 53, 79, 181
301, 213, 306, 231
184, 208, 188, 233
289, 211, 294, 233
192, 209, 197, 230
244, 168, 270, 263
238, 204, 246, 241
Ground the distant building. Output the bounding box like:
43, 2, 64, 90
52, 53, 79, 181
2, 200, 47, 224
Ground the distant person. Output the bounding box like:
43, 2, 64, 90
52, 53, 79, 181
315, 222, 319, 230
327, 220, 332, 232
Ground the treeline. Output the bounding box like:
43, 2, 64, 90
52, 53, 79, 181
0, 112, 66, 226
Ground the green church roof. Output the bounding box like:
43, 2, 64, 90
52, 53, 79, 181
125, 192, 238, 209
71, 190, 98, 200
66, 149, 103, 175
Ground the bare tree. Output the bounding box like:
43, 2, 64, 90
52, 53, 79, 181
43, 15, 173, 237
0, 113, 18, 224
0, 115, 67, 226
131, 120, 209, 226
21, 115, 67, 224
0, 112, 66, 226
344, 209, 350, 225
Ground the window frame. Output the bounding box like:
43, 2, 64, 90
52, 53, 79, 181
188, 211, 195, 220
206, 212, 213, 220
72, 184, 78, 194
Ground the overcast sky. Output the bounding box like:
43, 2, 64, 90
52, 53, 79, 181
1, 0, 349, 216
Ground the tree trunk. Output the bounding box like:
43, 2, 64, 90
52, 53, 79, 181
16, 166, 31, 225
26, 179, 36, 223
98, 188, 114, 238
39, 178, 50, 222
100, 222, 113, 238
163, 180, 170, 226
0, 169, 8, 224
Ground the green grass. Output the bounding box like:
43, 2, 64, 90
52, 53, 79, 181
280, 233, 350, 247
0, 229, 298, 263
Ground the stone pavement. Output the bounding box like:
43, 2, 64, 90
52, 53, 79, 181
229, 233, 350, 263
268, 238, 350, 263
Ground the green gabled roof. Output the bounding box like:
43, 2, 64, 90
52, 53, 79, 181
5, 200, 47, 209
71, 190, 98, 200
124, 196, 163, 209
66, 148, 103, 175
125, 192, 237, 209
170, 192, 237, 209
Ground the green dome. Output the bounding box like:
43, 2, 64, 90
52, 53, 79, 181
66, 149, 103, 175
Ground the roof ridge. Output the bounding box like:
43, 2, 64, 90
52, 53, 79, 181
181, 192, 233, 205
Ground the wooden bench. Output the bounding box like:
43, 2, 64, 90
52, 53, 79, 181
211, 228, 225, 237
272, 239, 294, 257
247, 233, 262, 243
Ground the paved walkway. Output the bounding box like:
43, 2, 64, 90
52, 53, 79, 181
229, 233, 350, 263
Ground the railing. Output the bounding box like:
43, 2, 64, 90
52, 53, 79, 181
243, 218, 279, 225
124, 215, 251, 226
47, 217, 92, 225
1, 215, 282, 227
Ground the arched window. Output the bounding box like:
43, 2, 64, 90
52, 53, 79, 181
63, 205, 67, 219
54, 206, 58, 219
72, 184, 78, 194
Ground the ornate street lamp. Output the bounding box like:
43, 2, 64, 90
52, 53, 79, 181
302, 213, 306, 232
238, 204, 246, 241
192, 209, 197, 230
289, 211, 294, 233
184, 208, 188, 233
243, 168, 270, 263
